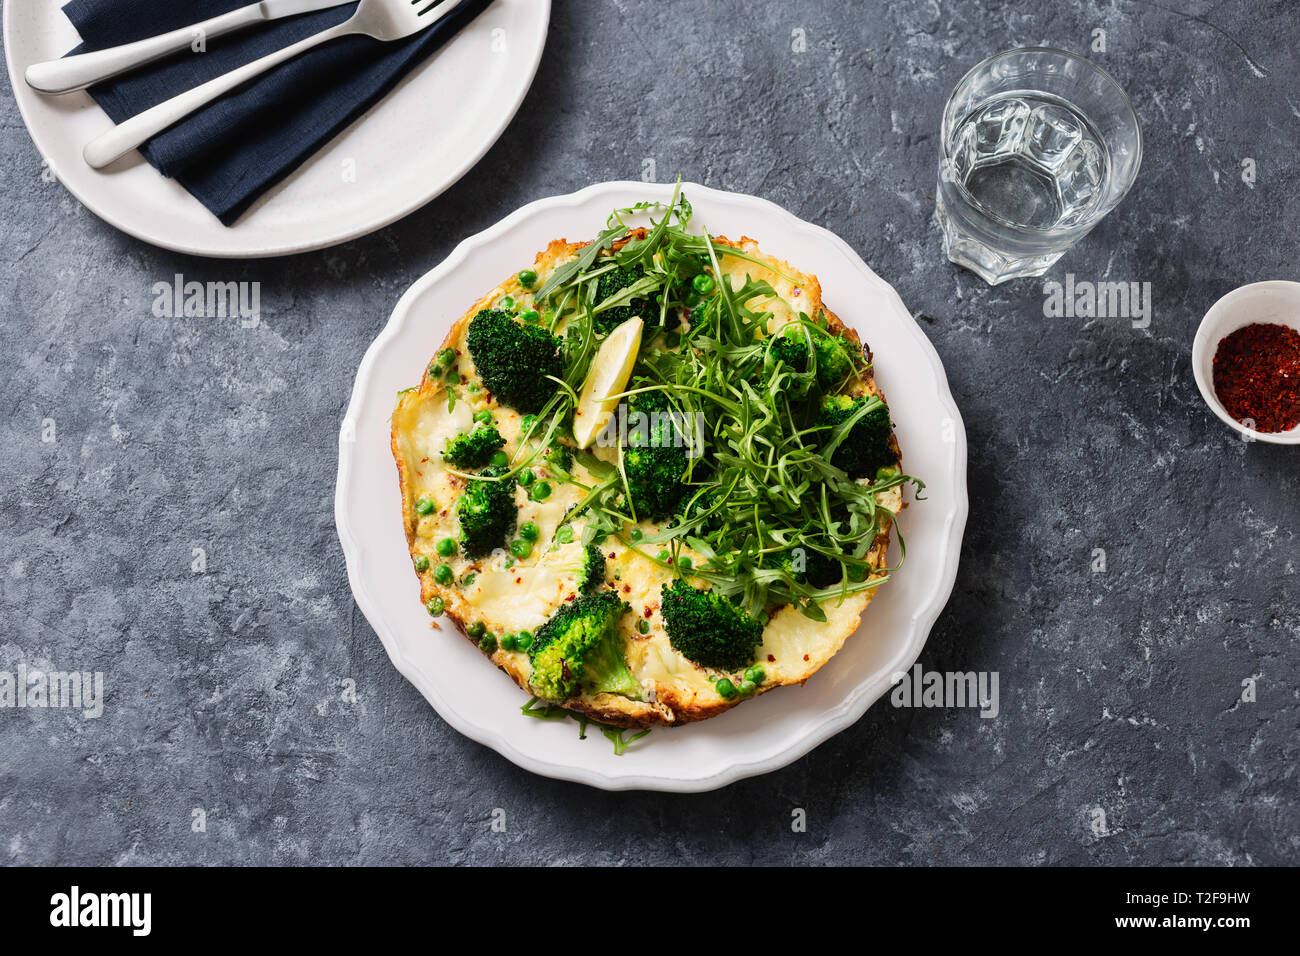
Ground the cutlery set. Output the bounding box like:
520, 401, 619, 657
24, 0, 465, 169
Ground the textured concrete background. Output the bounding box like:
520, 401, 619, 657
1, 0, 1297, 865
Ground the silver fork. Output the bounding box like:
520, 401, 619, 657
83, 0, 466, 170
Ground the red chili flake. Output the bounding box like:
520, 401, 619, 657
1213, 322, 1300, 433
802, 654, 810, 662
643, 605, 655, 618
767, 654, 776, 663
622, 584, 631, 593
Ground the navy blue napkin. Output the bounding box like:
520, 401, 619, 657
63, 0, 491, 226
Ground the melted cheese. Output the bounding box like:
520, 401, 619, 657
462, 568, 566, 631
716, 239, 822, 332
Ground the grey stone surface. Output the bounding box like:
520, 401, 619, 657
1, 0, 1297, 866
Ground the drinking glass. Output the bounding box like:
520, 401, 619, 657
935, 48, 1142, 285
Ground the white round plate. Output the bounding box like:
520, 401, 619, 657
2, 0, 549, 258
335, 181, 969, 791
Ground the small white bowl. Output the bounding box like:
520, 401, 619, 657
1192, 280, 1300, 445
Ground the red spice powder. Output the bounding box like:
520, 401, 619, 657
1212, 322, 1300, 433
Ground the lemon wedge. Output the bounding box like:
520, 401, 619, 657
573, 316, 643, 449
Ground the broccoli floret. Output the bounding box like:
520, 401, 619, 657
780, 545, 843, 588
466, 309, 562, 414
543, 441, 573, 474
528, 591, 639, 701
442, 423, 505, 468
764, 325, 858, 396
818, 395, 896, 479
456, 465, 516, 557
594, 263, 651, 335
768, 327, 814, 398
770, 327, 808, 367
623, 390, 688, 519
660, 579, 762, 671
814, 333, 857, 389
577, 542, 606, 592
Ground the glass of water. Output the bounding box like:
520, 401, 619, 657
935, 48, 1142, 285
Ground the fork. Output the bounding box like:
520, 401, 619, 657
83, 0, 466, 169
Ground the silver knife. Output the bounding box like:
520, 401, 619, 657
25, 0, 354, 95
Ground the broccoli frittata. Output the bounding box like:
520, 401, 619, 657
391, 188, 914, 732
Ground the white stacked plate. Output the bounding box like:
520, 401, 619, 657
2, 0, 550, 256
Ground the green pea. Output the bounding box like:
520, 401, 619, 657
715, 678, 737, 699
413, 555, 430, 572
520, 414, 538, 433
467, 383, 480, 393
489, 450, 509, 468
425, 597, 444, 617
519, 522, 539, 541
461, 573, 477, 587
677, 556, 692, 570
504, 557, 515, 569
692, 273, 715, 295
499, 633, 516, 651
434, 564, 454, 585
436, 538, 457, 557
636, 619, 651, 634
515, 630, 533, 650
656, 549, 671, 563
520, 308, 540, 324
629, 527, 643, 541
436, 348, 456, 367
685, 289, 701, 308
517, 469, 535, 487
415, 497, 436, 516
555, 526, 574, 543
473, 409, 493, 424
531, 481, 551, 501
478, 632, 497, 653
445, 370, 460, 385
744, 666, 766, 685
510, 539, 533, 559
518, 269, 538, 289
467, 621, 486, 638
738, 679, 757, 696
500, 295, 516, 311
875, 464, 900, 482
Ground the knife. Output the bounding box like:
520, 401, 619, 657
25, 0, 355, 95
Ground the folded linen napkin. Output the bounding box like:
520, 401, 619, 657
63, 0, 491, 225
